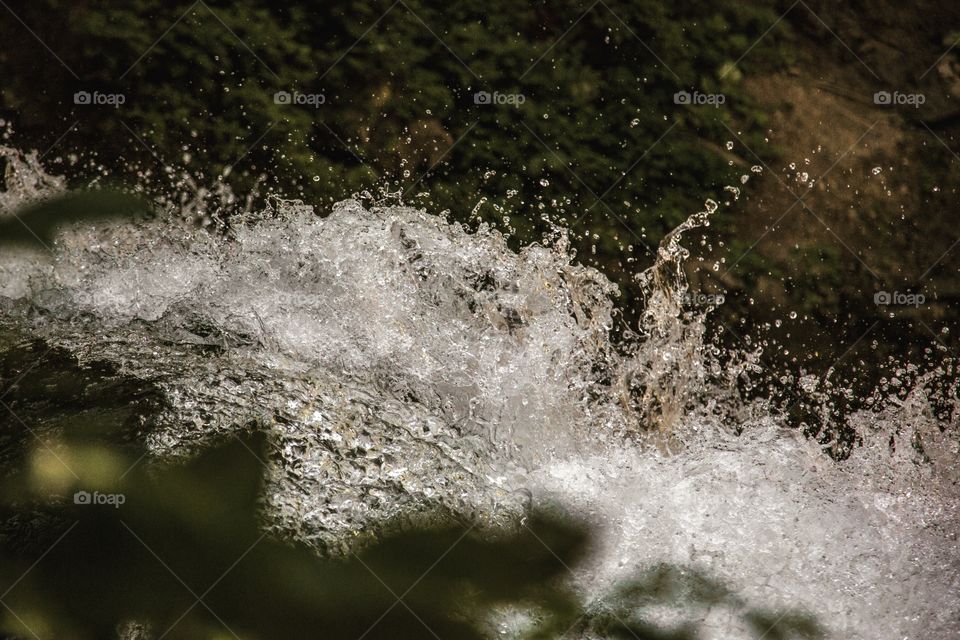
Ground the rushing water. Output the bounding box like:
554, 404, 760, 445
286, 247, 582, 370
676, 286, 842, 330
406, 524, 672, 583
0, 145, 958, 638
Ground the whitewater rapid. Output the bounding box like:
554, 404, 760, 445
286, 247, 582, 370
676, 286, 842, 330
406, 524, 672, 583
0, 145, 957, 638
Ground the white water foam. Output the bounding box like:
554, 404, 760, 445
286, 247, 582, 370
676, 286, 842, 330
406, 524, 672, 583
0, 146, 957, 638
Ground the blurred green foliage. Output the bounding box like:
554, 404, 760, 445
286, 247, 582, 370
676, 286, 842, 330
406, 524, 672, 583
0, 190, 146, 249
0, 427, 823, 639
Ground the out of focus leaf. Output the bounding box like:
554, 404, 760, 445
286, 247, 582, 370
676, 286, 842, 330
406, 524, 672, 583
0, 420, 823, 640
0, 190, 148, 249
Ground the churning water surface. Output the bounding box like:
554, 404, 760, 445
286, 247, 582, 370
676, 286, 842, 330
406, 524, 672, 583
0, 145, 957, 639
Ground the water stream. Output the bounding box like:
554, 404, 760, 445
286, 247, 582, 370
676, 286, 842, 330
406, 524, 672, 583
0, 145, 957, 638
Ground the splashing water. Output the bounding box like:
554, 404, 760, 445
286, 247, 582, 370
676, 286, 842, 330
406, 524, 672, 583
0, 146, 957, 638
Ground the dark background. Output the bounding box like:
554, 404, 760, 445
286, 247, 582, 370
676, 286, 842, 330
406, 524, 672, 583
2, 0, 959, 393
